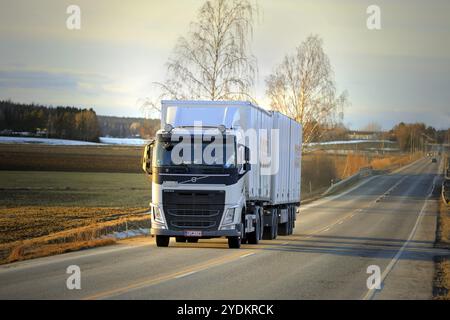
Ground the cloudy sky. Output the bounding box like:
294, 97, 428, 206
0, 0, 449, 129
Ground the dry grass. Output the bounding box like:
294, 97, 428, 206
338, 153, 421, 179
0, 214, 150, 264
0, 206, 148, 243
301, 152, 419, 197
436, 200, 450, 249
5, 238, 116, 265
370, 154, 419, 171
434, 193, 450, 299
434, 258, 450, 299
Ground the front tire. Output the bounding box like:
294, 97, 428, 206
176, 237, 187, 243
187, 238, 199, 243
156, 235, 170, 247
228, 236, 241, 249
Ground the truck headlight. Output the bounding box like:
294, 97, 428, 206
151, 205, 165, 224
223, 207, 236, 225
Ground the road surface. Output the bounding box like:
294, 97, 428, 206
1, 157, 448, 300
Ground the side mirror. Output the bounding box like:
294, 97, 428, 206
142, 142, 154, 175
243, 162, 251, 172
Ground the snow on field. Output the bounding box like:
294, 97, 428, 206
99, 137, 149, 145
0, 136, 150, 146
0, 136, 102, 145
305, 140, 395, 146
0, 135, 394, 147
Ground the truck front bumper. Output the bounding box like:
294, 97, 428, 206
151, 227, 241, 238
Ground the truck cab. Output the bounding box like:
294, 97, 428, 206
143, 125, 251, 248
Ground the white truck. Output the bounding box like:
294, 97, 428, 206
142, 100, 302, 248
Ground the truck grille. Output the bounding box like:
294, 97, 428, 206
162, 190, 225, 231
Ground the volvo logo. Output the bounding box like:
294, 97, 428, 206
180, 176, 209, 184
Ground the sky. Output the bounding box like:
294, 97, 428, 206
0, 0, 449, 130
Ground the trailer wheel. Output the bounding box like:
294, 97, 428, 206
175, 237, 187, 243
156, 235, 170, 247
272, 213, 278, 239
187, 238, 198, 243
288, 214, 293, 235
278, 208, 289, 236
228, 236, 241, 249
278, 222, 288, 236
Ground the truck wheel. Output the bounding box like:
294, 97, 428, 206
156, 235, 170, 247
278, 221, 288, 236
247, 212, 260, 244
228, 236, 241, 249
176, 237, 187, 243
272, 213, 278, 239
287, 208, 294, 235
187, 238, 198, 243
262, 225, 272, 240
263, 210, 277, 240
273, 219, 278, 240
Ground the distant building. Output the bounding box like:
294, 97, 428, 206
347, 131, 381, 140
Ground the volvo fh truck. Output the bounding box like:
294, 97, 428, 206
142, 100, 302, 248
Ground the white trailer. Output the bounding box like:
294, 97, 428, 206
143, 100, 302, 248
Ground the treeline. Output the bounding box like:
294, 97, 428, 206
0, 100, 161, 142
0, 100, 100, 142
98, 116, 160, 139
390, 122, 450, 152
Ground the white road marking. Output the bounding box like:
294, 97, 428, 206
240, 252, 255, 258
174, 270, 198, 279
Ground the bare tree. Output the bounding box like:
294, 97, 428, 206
266, 35, 348, 147
156, 0, 258, 103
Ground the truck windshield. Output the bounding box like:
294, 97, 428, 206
154, 138, 236, 168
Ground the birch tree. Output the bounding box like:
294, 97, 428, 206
156, 0, 258, 103
266, 35, 348, 147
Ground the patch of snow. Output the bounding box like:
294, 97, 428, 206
0, 136, 102, 145
99, 137, 150, 145
305, 140, 395, 146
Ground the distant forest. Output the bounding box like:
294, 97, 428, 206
0, 100, 160, 142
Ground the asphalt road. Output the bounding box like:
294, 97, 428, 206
1, 157, 448, 300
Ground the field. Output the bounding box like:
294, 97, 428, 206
0, 144, 142, 172
0, 171, 151, 207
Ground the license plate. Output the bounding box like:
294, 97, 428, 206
184, 230, 202, 237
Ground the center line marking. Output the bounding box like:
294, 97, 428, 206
175, 271, 197, 279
